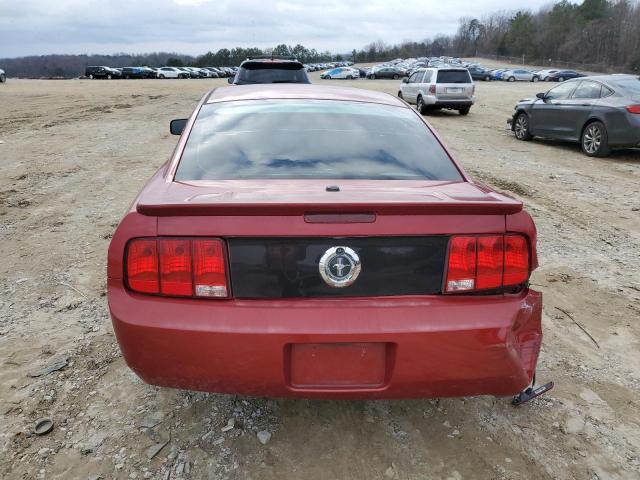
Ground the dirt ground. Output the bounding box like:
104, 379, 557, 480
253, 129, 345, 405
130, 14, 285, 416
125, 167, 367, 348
1, 61, 639, 480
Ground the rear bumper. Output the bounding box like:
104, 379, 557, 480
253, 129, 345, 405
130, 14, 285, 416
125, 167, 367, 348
108, 280, 542, 399
424, 96, 474, 108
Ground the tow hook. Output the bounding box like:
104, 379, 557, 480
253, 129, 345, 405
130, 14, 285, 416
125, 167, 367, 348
511, 381, 554, 406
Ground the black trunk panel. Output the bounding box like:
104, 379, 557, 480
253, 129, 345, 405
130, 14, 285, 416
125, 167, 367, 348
228, 237, 448, 298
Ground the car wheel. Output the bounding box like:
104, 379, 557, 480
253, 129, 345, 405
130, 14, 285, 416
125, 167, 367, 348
326, 75, 331, 79
371, 74, 376, 80
347, 75, 353, 80
459, 107, 470, 116
0, 74, 5, 83
397, 91, 403, 99
532, 76, 539, 82
508, 76, 515, 82
393, 74, 399, 79
107, 74, 112, 80
581, 121, 611, 157
557, 77, 564, 82
159, 74, 165, 79
416, 96, 428, 115
484, 75, 491, 81
88, 74, 94, 80
514, 112, 533, 141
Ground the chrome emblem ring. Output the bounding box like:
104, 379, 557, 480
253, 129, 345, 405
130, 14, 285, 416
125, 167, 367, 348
318, 246, 361, 288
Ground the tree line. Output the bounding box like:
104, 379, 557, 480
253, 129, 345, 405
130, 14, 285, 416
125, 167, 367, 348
2, 1, 639, 78
356, 0, 640, 72
0, 45, 337, 79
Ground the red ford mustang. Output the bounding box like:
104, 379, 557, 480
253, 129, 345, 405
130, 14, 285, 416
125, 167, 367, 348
108, 85, 542, 399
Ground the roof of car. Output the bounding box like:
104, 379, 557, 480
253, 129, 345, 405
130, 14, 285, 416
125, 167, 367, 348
206, 84, 407, 107
579, 74, 637, 82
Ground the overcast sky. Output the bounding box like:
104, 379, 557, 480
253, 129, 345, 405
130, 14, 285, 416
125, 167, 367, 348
1, 0, 557, 58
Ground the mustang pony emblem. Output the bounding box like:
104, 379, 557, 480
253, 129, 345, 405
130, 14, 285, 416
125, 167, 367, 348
319, 246, 361, 288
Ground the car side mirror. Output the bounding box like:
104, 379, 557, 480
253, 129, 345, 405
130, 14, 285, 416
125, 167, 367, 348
402, 78, 409, 83
536, 92, 547, 100
227, 77, 234, 84
170, 118, 188, 136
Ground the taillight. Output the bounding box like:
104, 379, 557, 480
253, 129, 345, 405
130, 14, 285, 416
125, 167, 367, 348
159, 239, 192, 296
445, 234, 530, 293
503, 235, 530, 286
445, 237, 477, 291
626, 105, 640, 114
192, 239, 228, 297
429, 85, 436, 94
126, 239, 159, 294
125, 237, 228, 298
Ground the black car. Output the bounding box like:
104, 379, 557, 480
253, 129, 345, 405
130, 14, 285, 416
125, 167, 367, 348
546, 70, 584, 82
467, 66, 492, 81
229, 57, 310, 85
85, 66, 121, 79
510, 75, 640, 157
122, 67, 156, 79
367, 67, 405, 80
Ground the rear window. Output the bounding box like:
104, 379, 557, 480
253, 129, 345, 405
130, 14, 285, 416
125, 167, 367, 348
436, 70, 472, 84
610, 78, 640, 95
175, 100, 463, 181
235, 62, 310, 84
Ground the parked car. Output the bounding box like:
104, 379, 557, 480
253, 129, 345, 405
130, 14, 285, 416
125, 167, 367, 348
229, 57, 310, 85
510, 75, 640, 157
108, 84, 542, 400
320, 67, 359, 80
367, 66, 405, 79
85, 66, 121, 79
547, 70, 584, 82
156, 67, 189, 79
398, 67, 475, 115
467, 66, 492, 81
0, 68, 5, 83
491, 69, 509, 81
122, 67, 156, 79
535, 69, 559, 81
502, 69, 538, 82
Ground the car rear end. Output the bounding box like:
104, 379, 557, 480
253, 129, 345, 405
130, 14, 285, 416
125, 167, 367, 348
232, 58, 310, 85
108, 87, 541, 399
607, 76, 640, 147
424, 68, 475, 110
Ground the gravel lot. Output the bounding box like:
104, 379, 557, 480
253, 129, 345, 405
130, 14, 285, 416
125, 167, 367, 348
1, 63, 639, 480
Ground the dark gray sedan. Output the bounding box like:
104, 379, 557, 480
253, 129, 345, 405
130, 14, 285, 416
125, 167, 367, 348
510, 75, 640, 156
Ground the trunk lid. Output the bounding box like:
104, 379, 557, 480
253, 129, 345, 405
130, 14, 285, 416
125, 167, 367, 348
144, 180, 518, 299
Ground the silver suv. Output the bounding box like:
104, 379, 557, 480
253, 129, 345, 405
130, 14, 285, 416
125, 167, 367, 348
399, 67, 475, 115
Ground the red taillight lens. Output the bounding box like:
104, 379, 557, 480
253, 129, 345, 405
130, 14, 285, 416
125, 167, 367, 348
476, 236, 504, 290
429, 85, 436, 94
125, 237, 228, 298
159, 239, 193, 296
193, 239, 227, 297
126, 239, 159, 293
626, 105, 640, 114
446, 236, 477, 292
445, 234, 530, 293
503, 235, 530, 286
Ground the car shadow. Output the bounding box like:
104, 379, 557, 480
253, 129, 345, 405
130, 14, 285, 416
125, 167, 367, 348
422, 110, 466, 117
530, 138, 640, 164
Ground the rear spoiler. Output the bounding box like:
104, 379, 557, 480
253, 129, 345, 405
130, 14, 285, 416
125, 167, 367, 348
135, 178, 524, 217
137, 201, 522, 217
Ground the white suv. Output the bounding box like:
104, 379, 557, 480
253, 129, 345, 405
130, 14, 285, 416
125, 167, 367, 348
398, 67, 475, 115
